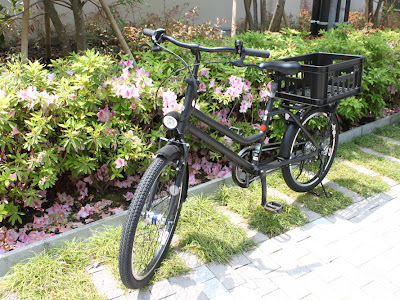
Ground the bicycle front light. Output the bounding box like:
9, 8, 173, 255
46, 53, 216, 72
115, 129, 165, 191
163, 111, 180, 130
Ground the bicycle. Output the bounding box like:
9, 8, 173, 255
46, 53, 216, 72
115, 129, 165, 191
118, 28, 364, 289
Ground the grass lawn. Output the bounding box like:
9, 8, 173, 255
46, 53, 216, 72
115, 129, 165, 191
267, 172, 353, 216
374, 124, 400, 140
214, 182, 308, 237
326, 161, 390, 198
337, 142, 400, 182
353, 134, 400, 159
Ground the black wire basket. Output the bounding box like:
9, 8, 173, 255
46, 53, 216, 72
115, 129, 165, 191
274, 52, 365, 106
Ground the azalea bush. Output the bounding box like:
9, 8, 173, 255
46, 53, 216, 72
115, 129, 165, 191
1, 27, 400, 253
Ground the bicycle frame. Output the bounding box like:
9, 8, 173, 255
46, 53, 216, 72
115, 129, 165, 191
170, 70, 331, 178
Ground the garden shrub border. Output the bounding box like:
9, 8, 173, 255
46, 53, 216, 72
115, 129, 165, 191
1, 110, 400, 277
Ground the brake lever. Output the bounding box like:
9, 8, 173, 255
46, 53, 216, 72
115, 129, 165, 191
230, 56, 264, 72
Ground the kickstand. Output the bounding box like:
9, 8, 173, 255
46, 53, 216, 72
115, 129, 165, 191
310, 182, 331, 198
260, 171, 283, 214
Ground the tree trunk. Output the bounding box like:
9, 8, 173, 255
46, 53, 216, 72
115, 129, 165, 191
98, 0, 136, 64
372, 0, 384, 27
260, 0, 267, 31
43, 0, 71, 56
269, 0, 286, 32
243, 0, 254, 30
231, 0, 237, 36
21, 0, 29, 60
44, 9, 51, 61
253, 0, 258, 31
366, 0, 373, 22
70, 0, 87, 51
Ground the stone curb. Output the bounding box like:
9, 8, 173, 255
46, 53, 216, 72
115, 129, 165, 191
1, 111, 400, 277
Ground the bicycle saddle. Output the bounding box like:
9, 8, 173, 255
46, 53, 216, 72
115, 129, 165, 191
259, 61, 301, 75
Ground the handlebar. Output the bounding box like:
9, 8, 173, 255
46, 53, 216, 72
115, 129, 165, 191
143, 28, 270, 59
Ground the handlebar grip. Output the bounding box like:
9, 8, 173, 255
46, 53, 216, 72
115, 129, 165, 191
243, 47, 270, 58
143, 28, 156, 37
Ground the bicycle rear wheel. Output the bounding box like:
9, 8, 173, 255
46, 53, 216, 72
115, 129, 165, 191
280, 107, 339, 192
119, 155, 187, 289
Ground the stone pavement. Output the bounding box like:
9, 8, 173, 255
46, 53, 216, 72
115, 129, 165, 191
89, 181, 400, 300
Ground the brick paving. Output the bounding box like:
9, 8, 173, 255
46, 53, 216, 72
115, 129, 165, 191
90, 145, 400, 299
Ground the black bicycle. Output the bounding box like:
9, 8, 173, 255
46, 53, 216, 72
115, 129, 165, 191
118, 28, 364, 289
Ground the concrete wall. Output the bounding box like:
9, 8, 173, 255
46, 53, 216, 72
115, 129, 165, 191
1, 0, 366, 34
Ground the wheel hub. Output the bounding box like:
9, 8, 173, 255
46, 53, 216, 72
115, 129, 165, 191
144, 211, 167, 226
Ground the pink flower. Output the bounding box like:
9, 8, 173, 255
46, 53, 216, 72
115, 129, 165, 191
136, 67, 149, 77
5, 229, 19, 245
47, 73, 56, 81
66, 71, 74, 76
243, 93, 253, 101
162, 89, 181, 114
387, 86, 397, 94
239, 100, 252, 113
199, 69, 210, 78
215, 87, 223, 94
258, 109, 264, 119
189, 174, 196, 186
120, 60, 134, 68
116, 84, 140, 99
209, 79, 216, 88
9, 173, 17, 181
16, 86, 38, 100
97, 105, 112, 122
39, 176, 46, 186
124, 192, 134, 201
10, 126, 20, 136
110, 207, 125, 214
115, 157, 127, 169
76, 204, 95, 218
198, 83, 207, 92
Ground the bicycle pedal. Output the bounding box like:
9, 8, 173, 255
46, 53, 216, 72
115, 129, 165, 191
263, 201, 283, 214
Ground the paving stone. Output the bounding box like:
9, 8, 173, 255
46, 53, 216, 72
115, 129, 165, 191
362, 280, 400, 300
296, 271, 338, 299
200, 277, 229, 299
329, 257, 373, 288
327, 276, 373, 300
359, 147, 400, 164
149, 279, 176, 300
267, 270, 311, 299
90, 266, 125, 299
242, 246, 280, 274
228, 285, 264, 300
114, 289, 152, 300
298, 236, 339, 264
235, 264, 278, 296
228, 253, 251, 269
191, 265, 215, 283
262, 288, 291, 300
258, 237, 282, 255
207, 263, 246, 290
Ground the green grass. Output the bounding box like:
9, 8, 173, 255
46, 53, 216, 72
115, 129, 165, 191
0, 239, 104, 300
326, 161, 390, 198
214, 182, 308, 237
0, 226, 190, 299
374, 124, 400, 140
337, 142, 400, 182
177, 196, 255, 263
354, 134, 400, 160
267, 172, 353, 216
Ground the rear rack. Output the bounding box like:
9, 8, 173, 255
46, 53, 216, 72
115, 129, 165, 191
273, 52, 365, 107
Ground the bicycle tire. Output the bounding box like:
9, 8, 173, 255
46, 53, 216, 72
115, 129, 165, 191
280, 107, 339, 192
118, 155, 187, 289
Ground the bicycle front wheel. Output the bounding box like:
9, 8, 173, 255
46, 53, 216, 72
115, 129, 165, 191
280, 108, 339, 192
119, 155, 187, 289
